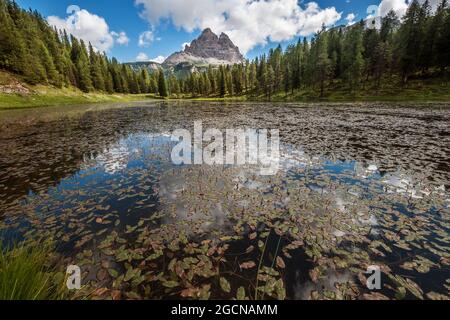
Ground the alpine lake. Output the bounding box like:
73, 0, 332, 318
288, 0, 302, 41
0, 101, 449, 300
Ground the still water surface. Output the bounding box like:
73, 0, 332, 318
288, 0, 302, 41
0, 102, 449, 300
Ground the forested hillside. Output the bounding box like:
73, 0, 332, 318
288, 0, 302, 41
173, 0, 450, 98
0, 0, 449, 100
0, 0, 163, 95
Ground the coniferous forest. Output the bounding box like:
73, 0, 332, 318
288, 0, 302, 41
1, 0, 449, 99
0, 0, 159, 95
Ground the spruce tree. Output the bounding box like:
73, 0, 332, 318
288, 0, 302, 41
0, 4, 27, 74
88, 43, 105, 91
158, 70, 168, 97
343, 22, 365, 90
219, 66, 226, 97
435, 0, 449, 71
314, 28, 332, 97
398, 0, 423, 83
284, 63, 291, 96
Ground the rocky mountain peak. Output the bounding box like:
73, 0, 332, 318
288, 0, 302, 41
165, 28, 245, 67
200, 28, 217, 39
219, 32, 230, 41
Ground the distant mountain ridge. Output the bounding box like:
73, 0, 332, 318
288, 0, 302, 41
164, 28, 245, 67
124, 61, 161, 72
127, 28, 245, 76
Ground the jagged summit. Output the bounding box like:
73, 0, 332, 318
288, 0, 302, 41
163, 28, 245, 67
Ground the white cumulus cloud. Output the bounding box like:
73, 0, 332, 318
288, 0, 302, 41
345, 13, 356, 26
136, 53, 165, 63
378, 0, 410, 17
138, 30, 155, 47
136, 52, 150, 61
48, 9, 129, 52
150, 55, 166, 63
135, 0, 342, 54
376, 0, 441, 18
112, 31, 130, 45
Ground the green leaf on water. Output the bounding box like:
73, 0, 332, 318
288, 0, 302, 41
124, 268, 141, 282
395, 287, 406, 300
162, 280, 179, 288
108, 268, 119, 278
220, 277, 231, 293
275, 279, 286, 300
236, 287, 246, 300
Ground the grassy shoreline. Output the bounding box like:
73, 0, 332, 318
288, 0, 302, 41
0, 71, 159, 109
0, 91, 158, 110
188, 79, 450, 103
3, 90, 450, 110
1, 81, 449, 110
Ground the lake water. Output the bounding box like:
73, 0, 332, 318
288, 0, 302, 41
0, 101, 449, 300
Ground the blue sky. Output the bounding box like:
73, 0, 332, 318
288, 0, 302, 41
15, 0, 407, 63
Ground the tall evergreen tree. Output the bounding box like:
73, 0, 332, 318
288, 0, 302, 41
343, 22, 365, 90
398, 0, 423, 83
88, 43, 105, 91
435, 0, 450, 71
0, 3, 27, 75
158, 70, 168, 97
219, 66, 226, 97
314, 27, 332, 97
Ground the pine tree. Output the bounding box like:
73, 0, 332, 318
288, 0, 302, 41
139, 69, 150, 94
38, 40, 58, 84
207, 66, 216, 93
88, 43, 105, 91
398, 0, 423, 83
380, 10, 400, 43
0, 3, 27, 74
435, 0, 449, 71
101, 56, 114, 93
259, 57, 267, 95
314, 26, 332, 97
342, 22, 365, 90
248, 62, 257, 93
284, 63, 291, 96
266, 65, 274, 99
363, 26, 380, 83
373, 41, 391, 88
219, 66, 226, 97
149, 77, 158, 95
417, 0, 433, 73
169, 74, 180, 95
158, 70, 168, 97
75, 40, 93, 92
24, 39, 48, 85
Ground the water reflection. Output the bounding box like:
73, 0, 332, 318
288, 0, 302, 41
0, 102, 449, 300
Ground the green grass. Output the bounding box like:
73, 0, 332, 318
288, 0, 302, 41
0, 91, 156, 110
2, 69, 449, 109
0, 240, 66, 300
172, 76, 450, 103
0, 70, 158, 109
268, 77, 450, 103
173, 95, 248, 102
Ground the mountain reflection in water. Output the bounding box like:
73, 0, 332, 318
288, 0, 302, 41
0, 102, 449, 300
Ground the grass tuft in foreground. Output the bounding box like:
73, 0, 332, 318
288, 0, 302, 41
0, 240, 66, 300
